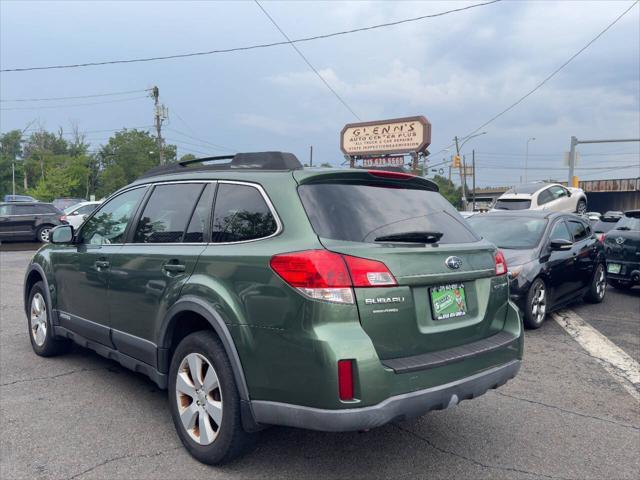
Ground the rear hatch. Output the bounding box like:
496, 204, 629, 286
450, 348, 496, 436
605, 212, 640, 262
295, 170, 506, 360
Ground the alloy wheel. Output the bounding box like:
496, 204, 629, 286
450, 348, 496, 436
30, 293, 47, 346
595, 265, 606, 299
175, 353, 223, 446
577, 201, 587, 215
39, 227, 51, 242
531, 282, 546, 325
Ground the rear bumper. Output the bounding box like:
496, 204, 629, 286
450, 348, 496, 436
251, 359, 521, 431
606, 260, 640, 284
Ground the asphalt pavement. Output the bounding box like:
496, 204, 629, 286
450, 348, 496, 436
1, 248, 638, 480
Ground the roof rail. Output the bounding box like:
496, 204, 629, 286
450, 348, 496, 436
140, 151, 303, 178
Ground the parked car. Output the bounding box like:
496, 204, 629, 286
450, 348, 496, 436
604, 210, 640, 290
3, 194, 37, 202
585, 211, 601, 223
593, 211, 623, 241
62, 201, 103, 230
468, 211, 606, 328
52, 197, 86, 211
493, 182, 587, 214
24, 152, 523, 465
0, 202, 66, 242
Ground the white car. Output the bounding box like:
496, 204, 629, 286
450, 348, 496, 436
62, 201, 103, 229
493, 182, 587, 214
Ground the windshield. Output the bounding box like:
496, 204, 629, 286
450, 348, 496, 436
615, 215, 640, 231
593, 219, 619, 233
468, 216, 548, 249
298, 183, 479, 244
494, 199, 531, 210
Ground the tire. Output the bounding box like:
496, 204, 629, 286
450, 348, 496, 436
28, 281, 71, 356
575, 199, 587, 215
585, 263, 607, 303
168, 331, 255, 465
523, 278, 548, 329
36, 224, 54, 243
609, 279, 632, 291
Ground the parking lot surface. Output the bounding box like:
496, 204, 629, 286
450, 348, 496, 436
1, 249, 639, 480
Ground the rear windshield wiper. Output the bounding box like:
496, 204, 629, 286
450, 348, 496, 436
374, 231, 443, 243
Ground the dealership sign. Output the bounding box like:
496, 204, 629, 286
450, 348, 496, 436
340, 116, 432, 156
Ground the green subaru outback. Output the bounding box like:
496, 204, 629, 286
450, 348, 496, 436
24, 152, 523, 464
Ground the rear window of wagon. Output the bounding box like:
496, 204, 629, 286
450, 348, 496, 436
298, 182, 479, 244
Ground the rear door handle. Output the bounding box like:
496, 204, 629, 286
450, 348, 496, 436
162, 263, 186, 273
94, 260, 110, 269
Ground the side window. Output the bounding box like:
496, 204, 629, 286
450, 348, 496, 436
550, 186, 567, 199
211, 183, 277, 243
0, 205, 11, 215
567, 220, 588, 242
549, 220, 572, 242
537, 188, 554, 205
133, 183, 204, 244
12, 204, 36, 215
184, 184, 214, 243
81, 188, 145, 245
34, 204, 57, 214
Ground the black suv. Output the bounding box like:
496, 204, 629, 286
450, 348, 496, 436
0, 202, 65, 243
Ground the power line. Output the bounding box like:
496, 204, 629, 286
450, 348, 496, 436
254, 0, 361, 120
0, 88, 151, 103
460, 0, 638, 140
165, 127, 236, 152
0, 95, 148, 111
0, 1, 500, 73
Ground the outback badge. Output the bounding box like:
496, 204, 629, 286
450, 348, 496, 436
445, 256, 463, 270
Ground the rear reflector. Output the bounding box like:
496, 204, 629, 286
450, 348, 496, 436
495, 250, 507, 276
270, 250, 396, 303
338, 359, 354, 401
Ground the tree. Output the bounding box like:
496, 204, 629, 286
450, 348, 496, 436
430, 175, 463, 209
179, 153, 197, 162
96, 129, 176, 197
0, 130, 23, 197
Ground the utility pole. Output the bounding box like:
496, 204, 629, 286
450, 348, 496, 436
454, 136, 467, 210
309, 145, 313, 166
151, 86, 167, 165
525, 137, 535, 183
568, 136, 640, 186
472, 149, 476, 212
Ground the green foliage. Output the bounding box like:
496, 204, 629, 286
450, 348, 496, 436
96, 129, 176, 197
0, 130, 23, 196
179, 153, 197, 162
430, 175, 463, 209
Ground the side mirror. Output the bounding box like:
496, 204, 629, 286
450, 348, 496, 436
550, 238, 572, 251
72, 210, 79, 215
50, 225, 74, 244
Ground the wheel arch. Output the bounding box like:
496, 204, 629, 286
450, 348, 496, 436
24, 264, 50, 317
158, 296, 251, 402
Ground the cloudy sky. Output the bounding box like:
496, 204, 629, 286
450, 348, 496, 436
1, 0, 639, 187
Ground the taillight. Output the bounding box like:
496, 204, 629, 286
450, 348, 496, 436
367, 170, 414, 180
270, 250, 397, 303
342, 255, 397, 287
60, 215, 67, 223
495, 250, 507, 276
598, 233, 605, 244
338, 359, 354, 401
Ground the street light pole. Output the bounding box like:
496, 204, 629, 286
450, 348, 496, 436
525, 137, 535, 183
454, 132, 487, 211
